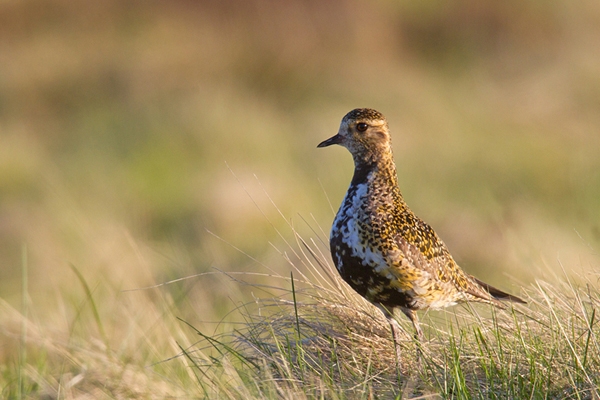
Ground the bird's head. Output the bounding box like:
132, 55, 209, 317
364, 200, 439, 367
318, 108, 392, 164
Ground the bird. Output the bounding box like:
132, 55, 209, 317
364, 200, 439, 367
317, 108, 525, 359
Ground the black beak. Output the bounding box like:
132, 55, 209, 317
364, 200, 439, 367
317, 134, 342, 148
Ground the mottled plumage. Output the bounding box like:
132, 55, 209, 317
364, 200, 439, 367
318, 108, 524, 352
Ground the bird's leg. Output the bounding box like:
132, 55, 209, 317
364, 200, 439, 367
401, 308, 424, 342
387, 315, 404, 368
401, 308, 424, 360
377, 305, 404, 369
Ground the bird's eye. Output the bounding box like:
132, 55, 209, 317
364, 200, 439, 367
356, 122, 368, 132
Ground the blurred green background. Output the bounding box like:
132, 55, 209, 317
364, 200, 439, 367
1, 0, 600, 328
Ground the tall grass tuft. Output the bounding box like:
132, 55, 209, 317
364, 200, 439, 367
177, 217, 599, 399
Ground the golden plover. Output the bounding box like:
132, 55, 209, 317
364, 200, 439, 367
318, 108, 524, 355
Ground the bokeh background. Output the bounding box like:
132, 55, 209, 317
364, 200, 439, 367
1, 0, 600, 380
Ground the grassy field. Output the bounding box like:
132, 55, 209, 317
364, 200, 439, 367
1, 0, 599, 398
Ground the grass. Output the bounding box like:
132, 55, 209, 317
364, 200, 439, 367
171, 222, 599, 399
143, 229, 595, 399
1, 188, 599, 398
18, 245, 27, 400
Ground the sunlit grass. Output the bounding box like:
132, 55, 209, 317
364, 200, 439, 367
169, 216, 599, 399
1, 184, 599, 398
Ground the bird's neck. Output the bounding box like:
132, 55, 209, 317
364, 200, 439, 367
346, 152, 411, 226
351, 153, 399, 189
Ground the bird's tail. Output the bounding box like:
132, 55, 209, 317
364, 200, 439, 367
474, 278, 526, 304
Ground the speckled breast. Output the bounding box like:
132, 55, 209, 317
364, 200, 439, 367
329, 182, 415, 309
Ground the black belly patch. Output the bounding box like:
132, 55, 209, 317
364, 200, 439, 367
330, 235, 413, 310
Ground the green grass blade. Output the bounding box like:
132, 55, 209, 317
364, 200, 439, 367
69, 263, 109, 350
